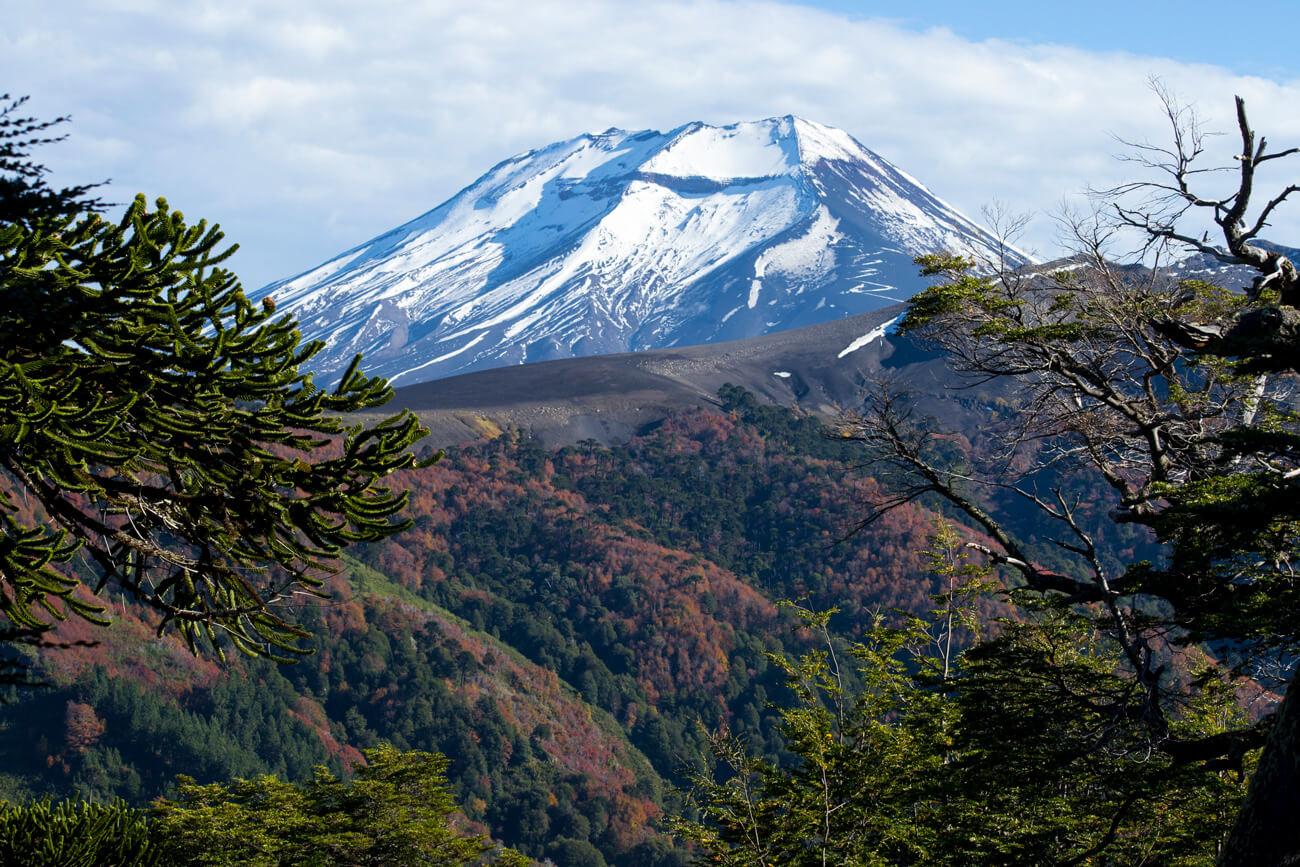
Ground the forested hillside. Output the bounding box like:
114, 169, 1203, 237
0, 388, 963, 864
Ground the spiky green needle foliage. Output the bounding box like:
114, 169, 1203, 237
0, 93, 104, 226
0, 798, 161, 866
0, 194, 432, 659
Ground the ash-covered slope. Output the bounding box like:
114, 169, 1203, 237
376, 244, 1299, 447
379, 305, 949, 446
262, 116, 1025, 386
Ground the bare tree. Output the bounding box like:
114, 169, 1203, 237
839, 88, 1300, 863
1104, 81, 1300, 369
838, 234, 1274, 753
1105, 85, 1300, 866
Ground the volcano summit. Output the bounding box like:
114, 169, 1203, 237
261, 116, 1024, 386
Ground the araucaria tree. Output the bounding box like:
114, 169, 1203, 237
0, 96, 431, 664
838, 88, 1299, 863
0, 94, 103, 226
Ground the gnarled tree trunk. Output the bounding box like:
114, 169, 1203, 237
1220, 672, 1300, 865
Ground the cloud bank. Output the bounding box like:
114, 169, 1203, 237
7, 0, 1300, 287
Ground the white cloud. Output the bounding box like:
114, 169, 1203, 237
6, 0, 1300, 287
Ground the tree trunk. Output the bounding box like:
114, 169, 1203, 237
1220, 671, 1300, 866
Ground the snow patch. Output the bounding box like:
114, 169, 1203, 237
837, 315, 901, 359
390, 332, 489, 384
752, 205, 841, 288
642, 120, 796, 180
792, 117, 868, 164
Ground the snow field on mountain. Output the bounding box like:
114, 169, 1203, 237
749, 204, 842, 308
259, 116, 1022, 385
642, 120, 798, 179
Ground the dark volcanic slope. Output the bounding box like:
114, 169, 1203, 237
382, 245, 1298, 446
385, 305, 941, 444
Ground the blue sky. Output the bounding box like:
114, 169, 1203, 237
798, 1, 1300, 79
6, 1, 1299, 288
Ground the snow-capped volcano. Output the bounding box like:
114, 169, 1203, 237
261, 116, 1025, 386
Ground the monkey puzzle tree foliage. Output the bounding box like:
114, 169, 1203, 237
0, 97, 431, 662
0, 94, 103, 226
0, 94, 111, 688
0, 798, 160, 866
